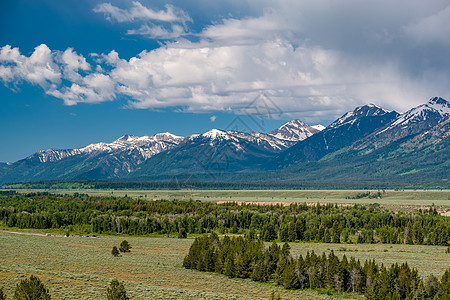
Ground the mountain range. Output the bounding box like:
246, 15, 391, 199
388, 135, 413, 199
1, 97, 449, 188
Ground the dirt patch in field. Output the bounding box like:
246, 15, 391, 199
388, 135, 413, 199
217, 200, 307, 206
216, 200, 352, 207
3, 230, 46, 236
440, 210, 450, 217
2, 230, 65, 237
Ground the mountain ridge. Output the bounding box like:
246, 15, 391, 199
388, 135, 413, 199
268, 119, 321, 141
1, 97, 449, 187
270, 104, 400, 169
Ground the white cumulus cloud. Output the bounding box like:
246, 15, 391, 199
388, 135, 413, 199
0, 44, 61, 90
94, 1, 191, 39
2, 0, 450, 124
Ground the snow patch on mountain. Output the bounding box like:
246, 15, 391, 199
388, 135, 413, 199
377, 97, 450, 135
202, 129, 231, 140
329, 104, 392, 129
33, 132, 185, 163
311, 124, 325, 131
268, 120, 319, 141
191, 129, 294, 152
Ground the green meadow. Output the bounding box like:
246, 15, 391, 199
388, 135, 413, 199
5, 189, 450, 208
1, 231, 449, 299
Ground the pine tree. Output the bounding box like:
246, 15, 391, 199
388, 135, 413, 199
0, 287, 6, 300
230, 221, 238, 234
245, 228, 256, 240
106, 279, 129, 300
323, 229, 331, 243
111, 246, 120, 257
269, 290, 275, 300
287, 222, 296, 242
416, 279, 425, 300
14, 275, 51, 300
119, 240, 131, 253
268, 290, 282, 300
262, 222, 277, 242
439, 269, 450, 299
279, 223, 289, 242
294, 219, 304, 241
224, 255, 235, 278
332, 220, 341, 243
275, 256, 288, 285
434, 222, 448, 246
411, 220, 424, 244
349, 266, 361, 293
391, 291, 400, 300
251, 259, 266, 282
178, 227, 187, 239
310, 269, 322, 289
282, 260, 299, 289
235, 252, 251, 278
374, 266, 389, 300
316, 223, 325, 241
424, 274, 439, 298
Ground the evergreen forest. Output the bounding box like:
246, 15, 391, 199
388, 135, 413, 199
183, 234, 450, 299
0, 192, 448, 246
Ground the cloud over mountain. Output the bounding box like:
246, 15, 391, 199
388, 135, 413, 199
1, 0, 450, 124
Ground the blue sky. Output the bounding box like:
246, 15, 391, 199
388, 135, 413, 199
1, 0, 450, 162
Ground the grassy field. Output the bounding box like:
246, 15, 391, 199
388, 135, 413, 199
6, 188, 450, 210
1, 231, 449, 300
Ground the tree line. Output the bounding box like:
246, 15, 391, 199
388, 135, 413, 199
0, 193, 448, 246
3, 179, 414, 190
183, 234, 450, 299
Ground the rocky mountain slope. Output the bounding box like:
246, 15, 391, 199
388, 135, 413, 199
0, 132, 184, 182
271, 104, 399, 168
0, 97, 448, 188
268, 120, 321, 141
130, 129, 295, 179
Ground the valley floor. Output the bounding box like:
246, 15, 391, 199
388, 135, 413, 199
6, 188, 449, 210
0, 231, 449, 299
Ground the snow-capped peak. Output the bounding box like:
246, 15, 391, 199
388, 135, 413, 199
31, 131, 185, 163
202, 129, 229, 139
329, 104, 392, 129
376, 97, 449, 135
426, 97, 450, 114
311, 124, 325, 131
391, 97, 449, 127
153, 132, 182, 139
268, 120, 319, 141
151, 132, 184, 144
117, 134, 139, 142
365, 103, 391, 112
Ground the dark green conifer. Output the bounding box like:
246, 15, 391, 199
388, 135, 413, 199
281, 260, 299, 289
224, 255, 235, 278
119, 240, 131, 253
106, 279, 129, 300
178, 227, 187, 239
111, 246, 120, 257
14, 275, 51, 300
439, 269, 450, 299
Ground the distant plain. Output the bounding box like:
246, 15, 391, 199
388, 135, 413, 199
5, 188, 449, 209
